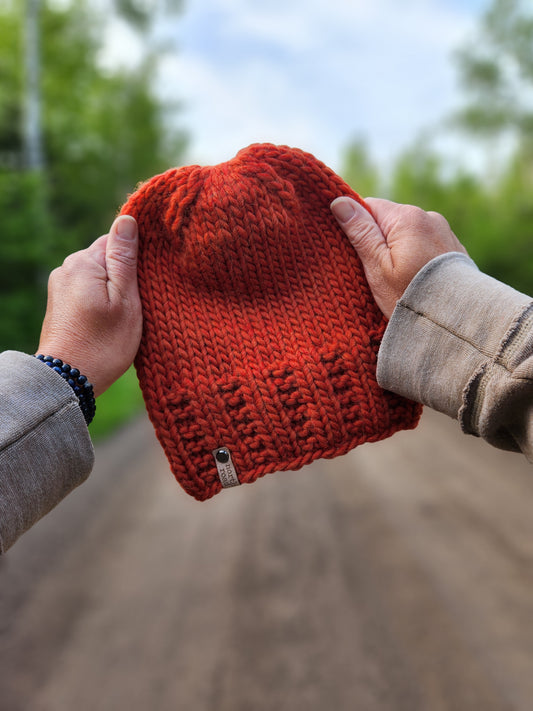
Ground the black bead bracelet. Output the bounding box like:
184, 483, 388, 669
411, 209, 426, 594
35, 355, 96, 426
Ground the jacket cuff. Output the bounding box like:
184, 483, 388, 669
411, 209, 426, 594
0, 351, 95, 552
377, 253, 532, 430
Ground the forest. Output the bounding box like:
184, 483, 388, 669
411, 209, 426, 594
1, 0, 531, 435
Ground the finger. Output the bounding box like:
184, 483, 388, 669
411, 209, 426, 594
363, 197, 400, 212
105, 215, 139, 294
330, 197, 388, 266
362, 197, 404, 238
85, 234, 108, 269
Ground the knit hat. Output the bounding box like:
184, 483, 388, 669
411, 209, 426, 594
121, 144, 422, 500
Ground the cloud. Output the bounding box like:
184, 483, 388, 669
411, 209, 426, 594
105, 0, 488, 172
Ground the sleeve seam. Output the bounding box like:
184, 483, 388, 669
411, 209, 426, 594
396, 303, 496, 360
0, 400, 85, 455
398, 301, 533, 374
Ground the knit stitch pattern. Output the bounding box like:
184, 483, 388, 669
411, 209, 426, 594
121, 144, 422, 500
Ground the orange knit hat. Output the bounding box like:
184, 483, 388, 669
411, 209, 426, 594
121, 144, 421, 500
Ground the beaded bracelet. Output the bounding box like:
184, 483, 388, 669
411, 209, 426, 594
35, 354, 96, 426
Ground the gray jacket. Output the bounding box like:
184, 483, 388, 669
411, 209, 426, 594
0, 253, 531, 551
0, 351, 94, 552
378, 253, 533, 461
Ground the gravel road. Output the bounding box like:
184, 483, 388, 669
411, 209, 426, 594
1, 409, 533, 711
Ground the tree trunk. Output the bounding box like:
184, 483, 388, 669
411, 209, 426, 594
23, 0, 44, 171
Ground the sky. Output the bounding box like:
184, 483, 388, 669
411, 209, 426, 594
101, 0, 491, 175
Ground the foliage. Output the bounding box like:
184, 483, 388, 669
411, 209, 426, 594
0, 0, 186, 355
341, 136, 533, 294
342, 0, 533, 297
88, 366, 145, 441
113, 0, 184, 34
0, 170, 53, 352
40, 0, 186, 245
340, 139, 381, 198
454, 0, 533, 141
0, 3, 22, 167
386, 141, 532, 295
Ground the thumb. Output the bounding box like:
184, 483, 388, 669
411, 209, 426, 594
330, 197, 388, 267
105, 215, 139, 294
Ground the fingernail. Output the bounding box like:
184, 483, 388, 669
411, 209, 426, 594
115, 215, 137, 240
330, 197, 357, 224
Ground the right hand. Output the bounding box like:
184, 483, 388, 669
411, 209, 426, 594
330, 197, 469, 319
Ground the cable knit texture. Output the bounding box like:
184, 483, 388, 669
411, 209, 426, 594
121, 143, 422, 500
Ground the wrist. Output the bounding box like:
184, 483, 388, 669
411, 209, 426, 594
34, 354, 96, 425
36, 335, 102, 394
377, 253, 532, 422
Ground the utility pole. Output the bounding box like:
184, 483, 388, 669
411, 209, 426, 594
23, 0, 44, 171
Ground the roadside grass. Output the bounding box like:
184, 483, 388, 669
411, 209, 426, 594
88, 366, 146, 441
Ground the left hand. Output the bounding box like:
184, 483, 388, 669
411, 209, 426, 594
37, 215, 143, 397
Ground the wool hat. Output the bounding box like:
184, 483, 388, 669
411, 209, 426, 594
121, 143, 422, 500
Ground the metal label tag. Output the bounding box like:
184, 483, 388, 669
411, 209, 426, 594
212, 447, 240, 488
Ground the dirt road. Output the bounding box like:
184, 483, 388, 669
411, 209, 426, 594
1, 409, 533, 711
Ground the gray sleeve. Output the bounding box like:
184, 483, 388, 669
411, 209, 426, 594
0, 351, 95, 552
377, 253, 533, 459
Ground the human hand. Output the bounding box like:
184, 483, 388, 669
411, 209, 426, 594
331, 197, 468, 319
37, 215, 142, 397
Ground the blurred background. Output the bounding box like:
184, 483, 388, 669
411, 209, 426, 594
1, 0, 532, 435
1, 1, 533, 710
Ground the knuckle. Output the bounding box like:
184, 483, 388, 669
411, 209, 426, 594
47, 263, 68, 290
399, 205, 449, 237
48, 265, 62, 282
427, 210, 451, 230
400, 204, 429, 226
48, 254, 79, 287
61, 250, 84, 273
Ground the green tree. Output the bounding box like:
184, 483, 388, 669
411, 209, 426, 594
342, 0, 533, 295
454, 0, 533, 143
342, 131, 532, 293
388, 141, 517, 288
40, 0, 186, 246
0, 0, 186, 352
452, 0, 533, 293
340, 139, 381, 198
